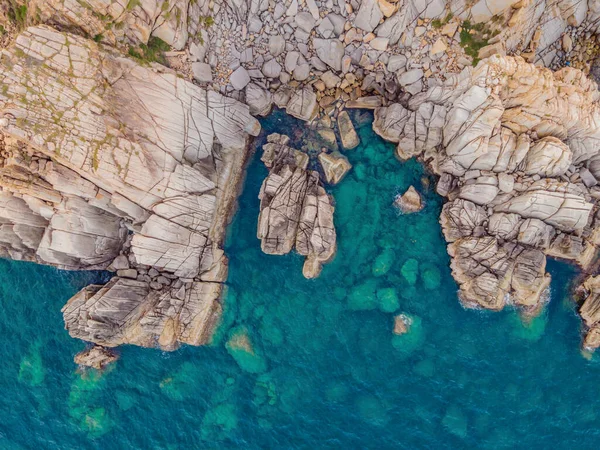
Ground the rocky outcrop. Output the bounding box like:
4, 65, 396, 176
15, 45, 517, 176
318, 152, 352, 184
373, 55, 600, 318
193, 0, 600, 112
62, 277, 223, 350
0, 26, 259, 354
4, 0, 600, 362
257, 134, 336, 279
394, 186, 424, 213
74, 345, 119, 370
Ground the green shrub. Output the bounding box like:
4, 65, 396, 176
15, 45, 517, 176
7, 1, 28, 30
126, 0, 142, 11
431, 12, 453, 29
459, 20, 498, 66
128, 36, 171, 65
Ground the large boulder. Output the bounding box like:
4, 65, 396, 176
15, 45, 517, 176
394, 186, 424, 213
246, 83, 273, 116
354, 0, 383, 32
314, 38, 345, 71
337, 111, 360, 150
319, 152, 352, 184
257, 134, 336, 279
286, 87, 319, 122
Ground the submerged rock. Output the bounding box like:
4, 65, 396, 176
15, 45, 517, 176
401, 259, 419, 286
372, 248, 395, 277
508, 311, 548, 342
442, 405, 468, 438
225, 326, 267, 374
378, 288, 400, 313
421, 264, 442, 290
355, 394, 389, 426
391, 314, 424, 358
201, 402, 239, 441
348, 278, 379, 311
18, 343, 45, 387
68, 369, 113, 438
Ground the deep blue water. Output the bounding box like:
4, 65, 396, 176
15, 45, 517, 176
0, 111, 598, 449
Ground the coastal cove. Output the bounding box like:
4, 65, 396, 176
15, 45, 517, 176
1, 111, 600, 448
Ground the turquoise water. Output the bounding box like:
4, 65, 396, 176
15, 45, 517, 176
1, 111, 599, 448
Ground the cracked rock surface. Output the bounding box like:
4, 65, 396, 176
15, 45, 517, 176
373, 55, 600, 318
0, 26, 259, 352
33, 0, 191, 50
4, 0, 600, 362
257, 133, 336, 279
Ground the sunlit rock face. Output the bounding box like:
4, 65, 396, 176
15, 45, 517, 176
374, 55, 600, 317
0, 26, 260, 350
257, 133, 336, 280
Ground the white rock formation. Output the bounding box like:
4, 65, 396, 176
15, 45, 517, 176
35, 0, 190, 49
257, 134, 336, 279
0, 26, 260, 351
4, 0, 600, 359
374, 55, 600, 316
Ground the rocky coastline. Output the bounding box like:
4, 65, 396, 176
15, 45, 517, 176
3, 0, 600, 367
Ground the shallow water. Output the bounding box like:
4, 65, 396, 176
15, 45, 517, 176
1, 111, 599, 448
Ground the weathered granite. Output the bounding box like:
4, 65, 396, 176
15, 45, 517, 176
394, 186, 424, 213
373, 55, 600, 320
257, 134, 336, 279
74, 345, 119, 370
0, 26, 259, 355
577, 276, 600, 350
318, 151, 352, 184
36, 0, 190, 49
4, 0, 600, 361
